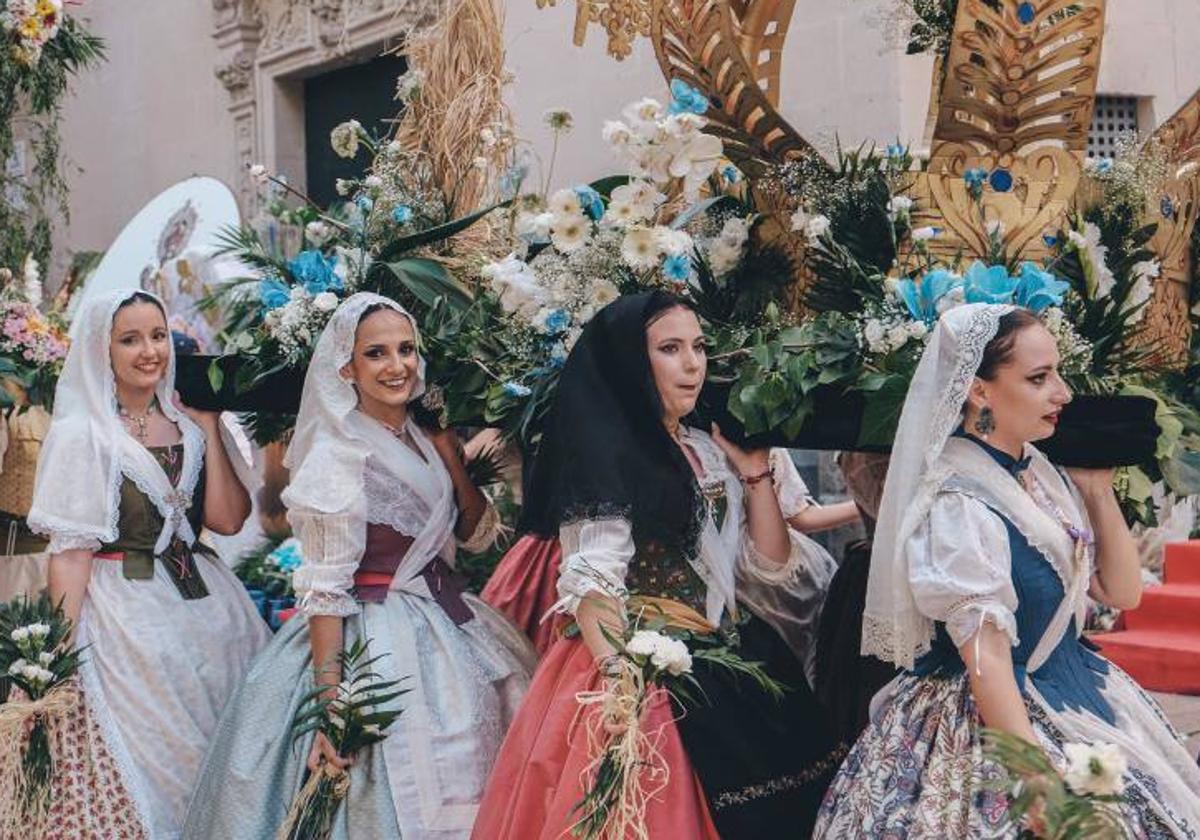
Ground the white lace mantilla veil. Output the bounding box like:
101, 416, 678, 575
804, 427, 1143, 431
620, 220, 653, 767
28, 288, 209, 553
281, 291, 427, 520
861, 302, 1014, 668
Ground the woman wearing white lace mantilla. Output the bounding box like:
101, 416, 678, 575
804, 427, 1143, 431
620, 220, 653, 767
183, 292, 535, 839
815, 304, 1200, 837
23, 289, 269, 839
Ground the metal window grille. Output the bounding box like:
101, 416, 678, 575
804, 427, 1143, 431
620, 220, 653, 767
1087, 95, 1140, 158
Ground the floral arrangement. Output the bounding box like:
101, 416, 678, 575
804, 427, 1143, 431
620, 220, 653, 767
0, 0, 103, 271
0, 0, 62, 65
570, 608, 784, 840
982, 729, 1128, 839
0, 258, 68, 408
235, 537, 302, 626
0, 592, 86, 834
279, 638, 407, 840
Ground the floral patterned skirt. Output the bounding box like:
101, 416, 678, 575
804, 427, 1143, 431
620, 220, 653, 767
15, 677, 149, 840
814, 672, 1199, 839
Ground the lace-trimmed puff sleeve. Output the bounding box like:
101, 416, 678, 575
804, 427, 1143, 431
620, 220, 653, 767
291, 506, 366, 618
907, 490, 1020, 652
552, 518, 634, 616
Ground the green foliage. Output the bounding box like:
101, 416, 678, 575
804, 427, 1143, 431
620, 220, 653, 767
0, 17, 105, 269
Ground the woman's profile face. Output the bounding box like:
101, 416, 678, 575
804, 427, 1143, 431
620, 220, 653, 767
340, 308, 420, 417
645, 305, 706, 422
109, 300, 170, 393
971, 323, 1072, 444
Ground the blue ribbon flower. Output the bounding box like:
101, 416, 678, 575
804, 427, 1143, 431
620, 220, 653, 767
268, 540, 304, 572
1013, 261, 1069, 311
722, 164, 740, 183
288, 249, 342, 295
502, 381, 532, 398
662, 253, 691, 282
392, 204, 414, 224
573, 185, 605, 221
668, 79, 710, 115
963, 260, 1020, 304
259, 277, 291, 311
898, 268, 962, 323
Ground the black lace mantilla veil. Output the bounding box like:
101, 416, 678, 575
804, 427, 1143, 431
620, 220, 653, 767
519, 291, 704, 555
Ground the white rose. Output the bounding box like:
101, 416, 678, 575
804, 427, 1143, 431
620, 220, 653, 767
363, 174, 383, 190
707, 241, 740, 276
906, 320, 928, 339
862, 319, 888, 353
886, 195, 913, 219
330, 120, 361, 160
313, 291, 339, 312
7, 659, 27, 677
718, 217, 751, 247
248, 163, 269, 185
305, 220, 333, 246
516, 210, 555, 240
1063, 742, 1127, 797
804, 214, 831, 244
649, 635, 692, 676
11, 627, 29, 642
38, 651, 54, 666
625, 630, 661, 658
885, 324, 911, 351
335, 179, 353, 197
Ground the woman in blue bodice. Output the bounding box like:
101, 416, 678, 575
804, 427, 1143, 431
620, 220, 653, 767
815, 304, 1200, 838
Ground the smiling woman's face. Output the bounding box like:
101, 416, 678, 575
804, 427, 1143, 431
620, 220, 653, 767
340, 307, 420, 418
109, 300, 170, 393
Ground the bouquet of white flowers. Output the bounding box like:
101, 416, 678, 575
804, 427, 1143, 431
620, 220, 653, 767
983, 728, 1128, 839
0, 593, 86, 834
570, 610, 785, 840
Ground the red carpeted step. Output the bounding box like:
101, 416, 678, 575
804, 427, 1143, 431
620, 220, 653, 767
1164, 541, 1200, 585
1093, 629, 1200, 694
1121, 583, 1200, 634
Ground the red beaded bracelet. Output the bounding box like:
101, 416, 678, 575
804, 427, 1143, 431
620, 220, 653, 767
741, 466, 774, 486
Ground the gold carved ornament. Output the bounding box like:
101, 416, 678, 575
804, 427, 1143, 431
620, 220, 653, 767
545, 0, 1199, 361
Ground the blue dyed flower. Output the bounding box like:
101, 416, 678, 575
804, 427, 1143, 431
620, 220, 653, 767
540, 308, 571, 334
662, 253, 691, 282
885, 143, 906, 160
1091, 157, 1113, 174
1042, 233, 1059, 248
259, 277, 291, 311
356, 195, 374, 213
668, 79, 709, 115
573, 185, 605, 221
288, 249, 342, 295
963, 261, 1020, 304
503, 381, 532, 398
897, 269, 962, 323
964, 167, 989, 194
268, 540, 304, 572
722, 164, 740, 183
1013, 262, 1070, 312
548, 343, 569, 369
392, 204, 414, 224
500, 164, 528, 199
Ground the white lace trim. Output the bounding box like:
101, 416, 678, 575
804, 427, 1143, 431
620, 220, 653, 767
741, 529, 804, 584
47, 533, 102, 554
458, 500, 500, 554
298, 589, 361, 617
551, 554, 630, 616
364, 456, 432, 537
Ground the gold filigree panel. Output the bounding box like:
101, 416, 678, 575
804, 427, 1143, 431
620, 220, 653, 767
910, 144, 1080, 264
932, 0, 1106, 156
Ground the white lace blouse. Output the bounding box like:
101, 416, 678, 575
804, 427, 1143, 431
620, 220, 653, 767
555, 430, 812, 626
291, 456, 500, 617
906, 490, 1020, 651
